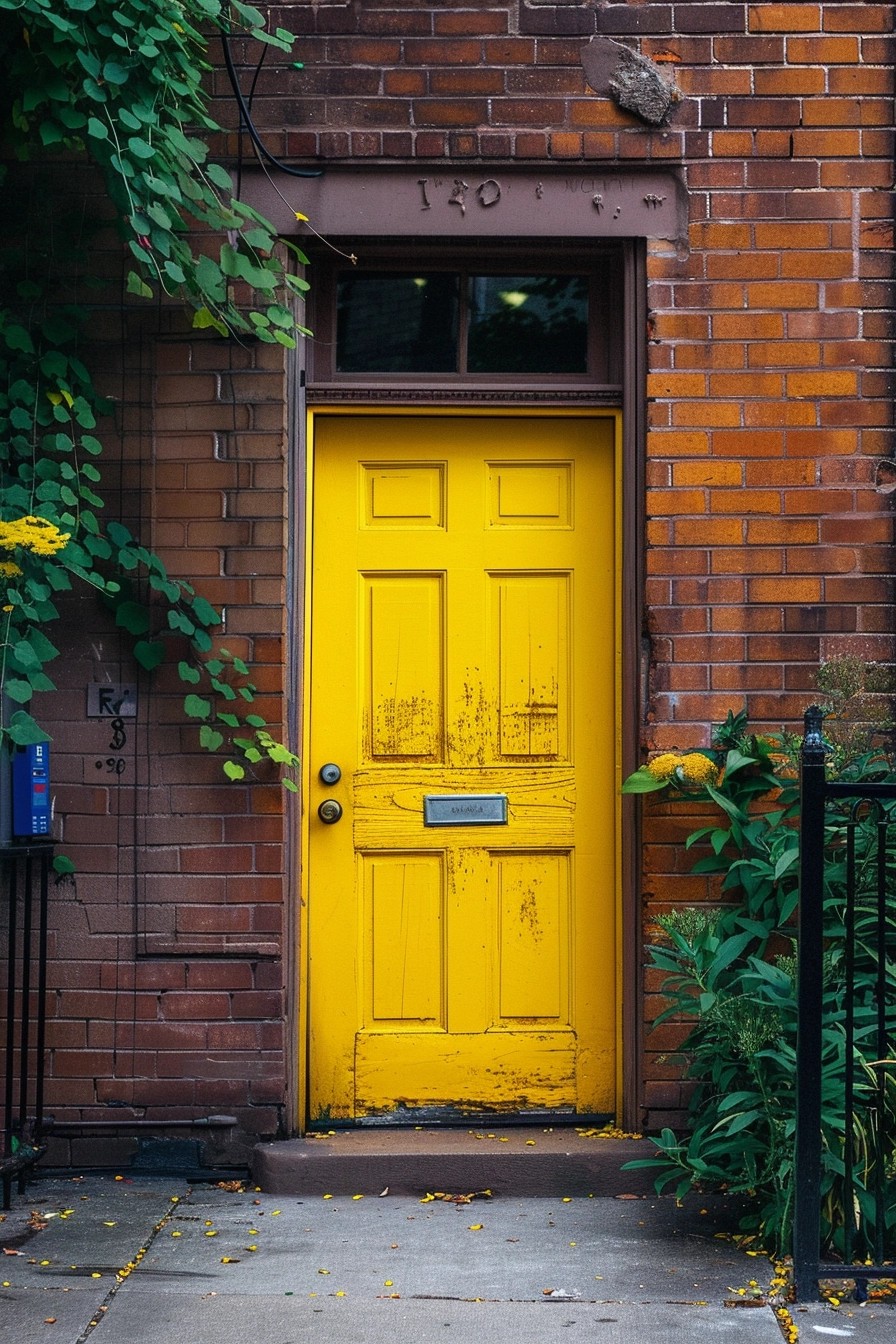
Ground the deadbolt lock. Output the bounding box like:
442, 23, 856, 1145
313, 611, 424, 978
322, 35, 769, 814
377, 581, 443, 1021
317, 798, 343, 825
318, 763, 342, 785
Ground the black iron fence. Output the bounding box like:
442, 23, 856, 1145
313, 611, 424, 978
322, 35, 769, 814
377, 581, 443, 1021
1, 845, 52, 1208
793, 706, 896, 1298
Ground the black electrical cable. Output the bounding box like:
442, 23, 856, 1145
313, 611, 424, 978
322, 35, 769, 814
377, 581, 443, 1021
234, 31, 268, 198
221, 29, 323, 180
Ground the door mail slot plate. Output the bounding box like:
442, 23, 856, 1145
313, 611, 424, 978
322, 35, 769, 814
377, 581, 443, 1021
424, 794, 508, 826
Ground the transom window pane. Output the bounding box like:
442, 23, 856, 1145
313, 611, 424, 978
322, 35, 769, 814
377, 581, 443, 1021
334, 270, 590, 376
336, 272, 459, 372
467, 275, 588, 374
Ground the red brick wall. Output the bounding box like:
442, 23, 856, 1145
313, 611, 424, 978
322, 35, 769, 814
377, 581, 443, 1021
36, 319, 292, 1167
23, 2, 894, 1150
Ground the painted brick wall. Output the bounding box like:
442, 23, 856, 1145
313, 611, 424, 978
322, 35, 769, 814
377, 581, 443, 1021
23, 1, 894, 1150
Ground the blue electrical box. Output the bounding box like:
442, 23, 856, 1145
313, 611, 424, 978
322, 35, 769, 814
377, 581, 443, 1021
12, 742, 52, 839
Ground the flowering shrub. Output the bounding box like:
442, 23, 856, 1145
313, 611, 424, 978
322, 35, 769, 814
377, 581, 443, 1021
622, 708, 896, 1259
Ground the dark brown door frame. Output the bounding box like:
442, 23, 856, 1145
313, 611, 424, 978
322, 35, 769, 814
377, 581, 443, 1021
289, 234, 648, 1131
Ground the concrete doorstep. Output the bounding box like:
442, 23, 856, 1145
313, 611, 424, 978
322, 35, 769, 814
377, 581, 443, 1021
0, 1173, 894, 1343
251, 1125, 659, 1198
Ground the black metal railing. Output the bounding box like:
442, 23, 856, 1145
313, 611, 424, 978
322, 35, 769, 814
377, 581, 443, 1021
2, 845, 53, 1209
793, 706, 896, 1298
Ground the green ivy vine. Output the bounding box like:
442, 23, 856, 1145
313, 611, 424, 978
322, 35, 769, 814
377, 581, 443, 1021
0, 0, 305, 788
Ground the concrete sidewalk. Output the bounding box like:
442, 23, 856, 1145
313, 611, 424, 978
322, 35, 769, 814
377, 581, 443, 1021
1, 1175, 893, 1343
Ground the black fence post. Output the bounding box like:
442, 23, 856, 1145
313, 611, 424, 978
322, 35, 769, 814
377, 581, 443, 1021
793, 705, 827, 1300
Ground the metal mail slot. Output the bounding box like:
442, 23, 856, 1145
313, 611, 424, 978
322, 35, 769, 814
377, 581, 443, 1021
423, 794, 508, 827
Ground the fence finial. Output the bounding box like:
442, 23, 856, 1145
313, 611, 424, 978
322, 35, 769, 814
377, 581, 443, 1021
802, 704, 826, 755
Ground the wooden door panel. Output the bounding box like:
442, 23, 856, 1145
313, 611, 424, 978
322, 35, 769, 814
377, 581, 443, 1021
362, 851, 446, 1028
493, 573, 570, 759
364, 574, 445, 760
495, 849, 570, 1023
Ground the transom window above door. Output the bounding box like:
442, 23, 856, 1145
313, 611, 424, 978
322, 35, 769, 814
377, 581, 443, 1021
306, 251, 621, 391
336, 271, 589, 375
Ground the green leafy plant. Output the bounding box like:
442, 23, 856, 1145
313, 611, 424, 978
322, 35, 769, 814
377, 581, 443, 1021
623, 706, 896, 1259
0, 0, 305, 787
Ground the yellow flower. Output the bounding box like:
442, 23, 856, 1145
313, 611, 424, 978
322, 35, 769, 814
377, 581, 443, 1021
676, 754, 719, 787
646, 751, 719, 788
0, 515, 70, 557
646, 752, 682, 781
0, 561, 22, 577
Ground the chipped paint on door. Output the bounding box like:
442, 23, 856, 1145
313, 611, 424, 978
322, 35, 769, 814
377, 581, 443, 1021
307, 411, 619, 1120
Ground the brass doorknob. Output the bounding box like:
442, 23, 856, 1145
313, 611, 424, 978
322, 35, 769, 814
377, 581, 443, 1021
317, 799, 343, 825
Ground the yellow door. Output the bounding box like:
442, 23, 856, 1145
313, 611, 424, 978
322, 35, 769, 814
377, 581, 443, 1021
307, 411, 618, 1122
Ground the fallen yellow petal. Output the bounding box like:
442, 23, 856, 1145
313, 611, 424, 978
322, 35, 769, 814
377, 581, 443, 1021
294, 212, 309, 222
468, 1224, 484, 1232
352, 1194, 364, 1200
323, 1194, 333, 1200
171, 1231, 182, 1238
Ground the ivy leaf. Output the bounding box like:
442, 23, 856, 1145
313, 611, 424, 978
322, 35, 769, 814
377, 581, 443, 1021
4, 679, 34, 704
106, 521, 134, 548
223, 761, 245, 781
168, 610, 196, 636
23, 629, 60, 663
134, 640, 165, 670
206, 162, 233, 190
115, 600, 150, 635
126, 270, 154, 298
190, 595, 220, 628
4, 324, 35, 353
127, 136, 156, 160
177, 661, 202, 685
192, 306, 228, 335
53, 855, 76, 877
199, 724, 224, 752
12, 639, 41, 669
102, 60, 130, 85
6, 710, 49, 745
184, 694, 212, 720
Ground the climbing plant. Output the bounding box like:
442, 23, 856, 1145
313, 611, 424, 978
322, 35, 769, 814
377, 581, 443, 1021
0, 0, 306, 785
